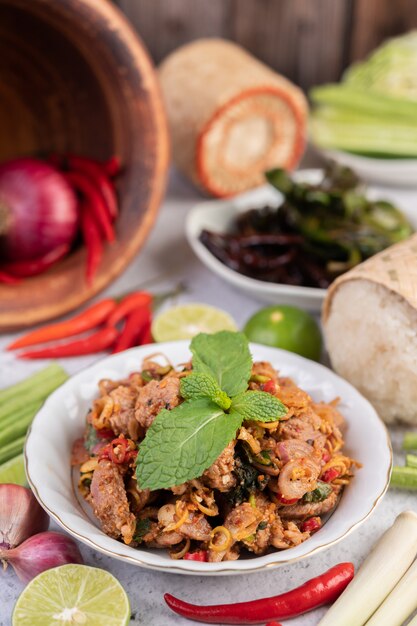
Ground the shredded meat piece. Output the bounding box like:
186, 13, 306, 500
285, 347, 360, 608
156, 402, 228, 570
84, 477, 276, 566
279, 486, 341, 519
125, 478, 151, 514
277, 377, 311, 414
90, 459, 136, 544
135, 377, 181, 429
242, 493, 276, 555
203, 441, 236, 492
108, 385, 141, 440
279, 416, 325, 447
208, 502, 261, 562
71, 438, 89, 466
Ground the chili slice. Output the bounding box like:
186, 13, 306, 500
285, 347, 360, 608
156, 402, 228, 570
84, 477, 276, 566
164, 562, 354, 624
322, 468, 340, 483
7, 299, 117, 350
18, 326, 119, 359
184, 551, 208, 562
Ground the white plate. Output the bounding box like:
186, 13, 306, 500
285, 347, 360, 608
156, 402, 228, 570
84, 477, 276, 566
186, 169, 417, 311
323, 150, 417, 188
25, 341, 391, 575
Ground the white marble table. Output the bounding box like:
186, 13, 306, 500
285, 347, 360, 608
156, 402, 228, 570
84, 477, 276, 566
0, 170, 416, 626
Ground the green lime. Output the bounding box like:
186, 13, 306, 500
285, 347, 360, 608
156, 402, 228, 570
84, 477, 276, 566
13, 564, 130, 626
0, 453, 26, 485
243, 305, 322, 361
152, 303, 237, 342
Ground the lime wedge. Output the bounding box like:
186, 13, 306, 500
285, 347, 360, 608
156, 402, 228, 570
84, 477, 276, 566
13, 564, 130, 626
0, 453, 26, 486
152, 303, 238, 342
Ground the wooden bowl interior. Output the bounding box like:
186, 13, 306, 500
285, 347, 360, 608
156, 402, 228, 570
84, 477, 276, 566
0, 0, 168, 330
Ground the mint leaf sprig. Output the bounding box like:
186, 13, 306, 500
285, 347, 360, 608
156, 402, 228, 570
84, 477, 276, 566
136, 331, 287, 490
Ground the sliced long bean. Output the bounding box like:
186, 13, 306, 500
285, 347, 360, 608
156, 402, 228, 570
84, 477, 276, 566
0, 435, 26, 465
403, 433, 417, 451
0, 372, 67, 422
390, 466, 417, 490
0, 363, 66, 406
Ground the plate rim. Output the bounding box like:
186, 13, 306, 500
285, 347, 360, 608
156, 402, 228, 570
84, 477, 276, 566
25, 340, 392, 576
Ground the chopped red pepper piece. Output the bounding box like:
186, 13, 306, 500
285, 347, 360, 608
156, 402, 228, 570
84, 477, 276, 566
277, 494, 299, 505
322, 467, 340, 483
301, 516, 322, 534
99, 437, 136, 465
262, 379, 276, 394
184, 550, 208, 562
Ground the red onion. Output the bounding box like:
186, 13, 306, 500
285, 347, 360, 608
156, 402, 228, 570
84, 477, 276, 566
0, 484, 49, 549
0, 531, 83, 583
0, 158, 78, 262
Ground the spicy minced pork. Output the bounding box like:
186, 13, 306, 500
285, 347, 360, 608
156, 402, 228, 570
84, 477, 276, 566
72, 356, 359, 561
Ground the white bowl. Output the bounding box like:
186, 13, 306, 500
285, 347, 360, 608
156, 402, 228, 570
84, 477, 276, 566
25, 341, 391, 575
186, 169, 417, 312
322, 150, 417, 188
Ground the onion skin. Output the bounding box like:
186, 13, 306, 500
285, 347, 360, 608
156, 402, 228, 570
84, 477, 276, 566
0, 158, 78, 262
0, 531, 84, 583
0, 484, 49, 549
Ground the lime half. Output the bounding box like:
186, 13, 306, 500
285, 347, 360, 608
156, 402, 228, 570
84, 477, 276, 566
0, 453, 26, 485
13, 564, 130, 626
152, 303, 237, 341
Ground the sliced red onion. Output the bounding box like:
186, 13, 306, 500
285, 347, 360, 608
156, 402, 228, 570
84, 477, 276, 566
278, 457, 321, 500
277, 439, 314, 464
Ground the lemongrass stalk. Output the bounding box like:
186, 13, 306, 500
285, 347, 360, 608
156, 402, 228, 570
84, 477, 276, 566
0, 371, 67, 422
406, 454, 417, 469
0, 364, 66, 406
365, 556, 417, 626
317, 511, 417, 626
403, 433, 417, 451
0, 435, 25, 465
390, 467, 417, 490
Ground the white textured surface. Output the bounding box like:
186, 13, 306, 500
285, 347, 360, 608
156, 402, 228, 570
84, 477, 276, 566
1, 170, 417, 625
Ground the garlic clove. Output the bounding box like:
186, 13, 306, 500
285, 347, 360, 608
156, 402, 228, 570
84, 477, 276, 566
0, 531, 84, 583
0, 483, 49, 549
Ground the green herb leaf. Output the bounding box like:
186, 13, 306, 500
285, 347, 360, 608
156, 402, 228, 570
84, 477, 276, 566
180, 372, 231, 410
190, 331, 252, 397
303, 480, 333, 503
231, 390, 287, 422
136, 398, 242, 490
133, 518, 151, 543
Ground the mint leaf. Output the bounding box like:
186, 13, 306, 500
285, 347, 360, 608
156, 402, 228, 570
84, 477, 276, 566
136, 398, 242, 490
231, 390, 287, 422
180, 373, 231, 410
191, 331, 252, 397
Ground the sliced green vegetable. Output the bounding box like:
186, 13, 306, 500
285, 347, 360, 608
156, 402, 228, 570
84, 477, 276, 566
303, 481, 333, 503
0, 402, 43, 449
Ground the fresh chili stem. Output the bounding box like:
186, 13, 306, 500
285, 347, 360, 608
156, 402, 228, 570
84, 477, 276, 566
80, 205, 103, 285
164, 563, 354, 624
18, 326, 119, 359
107, 292, 152, 327
1, 244, 71, 278
66, 155, 118, 220
0, 271, 22, 285
8, 299, 117, 350
112, 306, 151, 353
66, 171, 115, 243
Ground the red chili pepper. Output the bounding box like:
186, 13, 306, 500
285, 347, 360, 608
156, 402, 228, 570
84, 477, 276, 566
112, 306, 151, 353
184, 551, 208, 562
7, 299, 117, 350
1, 244, 70, 278
96, 428, 116, 440
140, 319, 153, 345
104, 156, 121, 178
322, 467, 340, 483
66, 171, 115, 242
262, 380, 276, 394
99, 437, 135, 464
18, 326, 119, 359
66, 155, 118, 220
265, 622, 283, 626
277, 494, 299, 506
0, 271, 22, 285
164, 562, 354, 624
301, 516, 322, 534
107, 291, 152, 328
80, 205, 103, 285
